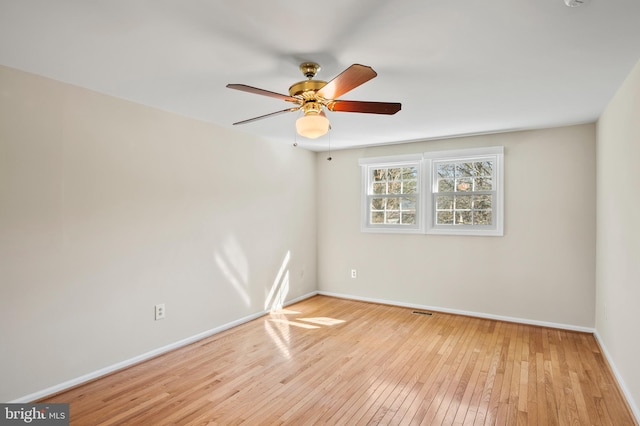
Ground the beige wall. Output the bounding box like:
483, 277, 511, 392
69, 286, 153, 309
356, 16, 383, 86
0, 65, 317, 402
596, 59, 640, 418
317, 125, 596, 328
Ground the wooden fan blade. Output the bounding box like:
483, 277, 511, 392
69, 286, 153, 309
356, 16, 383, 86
316, 64, 377, 100
327, 100, 401, 115
232, 107, 300, 125
226, 84, 300, 103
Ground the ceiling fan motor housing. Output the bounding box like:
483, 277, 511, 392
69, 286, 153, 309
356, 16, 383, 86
289, 77, 327, 117
288, 79, 327, 98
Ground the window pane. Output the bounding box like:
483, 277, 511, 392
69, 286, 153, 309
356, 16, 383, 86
387, 197, 400, 210
474, 210, 492, 225
455, 195, 471, 209
437, 163, 454, 178
455, 178, 472, 192
456, 211, 473, 225
401, 197, 416, 210
388, 168, 402, 180
373, 169, 387, 181
389, 182, 402, 194
403, 180, 417, 194
402, 213, 416, 224
437, 211, 453, 224
474, 161, 493, 177
456, 163, 473, 177
436, 195, 453, 210
373, 182, 386, 194
371, 212, 384, 224
473, 195, 492, 209
438, 179, 454, 192
475, 177, 493, 191
371, 198, 385, 210
403, 167, 417, 180
387, 211, 400, 224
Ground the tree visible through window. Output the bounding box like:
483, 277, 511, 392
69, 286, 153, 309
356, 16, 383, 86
434, 160, 494, 225
370, 166, 418, 225
425, 146, 504, 236
359, 154, 423, 233
360, 147, 503, 236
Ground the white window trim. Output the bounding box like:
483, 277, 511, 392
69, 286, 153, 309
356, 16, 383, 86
359, 154, 423, 234
359, 147, 504, 236
424, 146, 504, 236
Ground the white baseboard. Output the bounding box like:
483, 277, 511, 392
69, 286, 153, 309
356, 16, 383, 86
318, 291, 595, 333
11, 291, 318, 403
593, 331, 640, 423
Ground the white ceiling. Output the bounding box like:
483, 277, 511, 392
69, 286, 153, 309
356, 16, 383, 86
1, 0, 639, 151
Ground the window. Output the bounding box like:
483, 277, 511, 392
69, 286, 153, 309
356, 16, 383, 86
424, 147, 504, 236
359, 154, 422, 233
359, 147, 503, 236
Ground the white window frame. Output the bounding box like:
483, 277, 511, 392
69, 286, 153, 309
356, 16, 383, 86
424, 146, 504, 236
359, 154, 423, 234
359, 147, 504, 236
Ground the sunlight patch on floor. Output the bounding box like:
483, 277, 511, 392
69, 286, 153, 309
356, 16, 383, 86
268, 318, 320, 329
264, 307, 348, 359
264, 312, 292, 359
298, 317, 346, 326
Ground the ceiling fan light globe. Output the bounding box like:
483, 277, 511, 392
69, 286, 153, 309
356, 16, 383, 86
296, 113, 330, 139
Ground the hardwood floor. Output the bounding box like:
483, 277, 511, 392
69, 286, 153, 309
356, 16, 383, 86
42, 296, 636, 425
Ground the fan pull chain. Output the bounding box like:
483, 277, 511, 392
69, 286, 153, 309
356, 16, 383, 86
327, 126, 332, 161
293, 112, 300, 147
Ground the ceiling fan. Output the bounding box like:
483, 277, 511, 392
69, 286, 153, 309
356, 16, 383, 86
226, 62, 401, 139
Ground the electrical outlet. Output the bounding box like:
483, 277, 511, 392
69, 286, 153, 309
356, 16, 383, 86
155, 303, 165, 320
351, 269, 357, 279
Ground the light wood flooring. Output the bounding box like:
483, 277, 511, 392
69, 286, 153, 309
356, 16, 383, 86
42, 296, 636, 425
